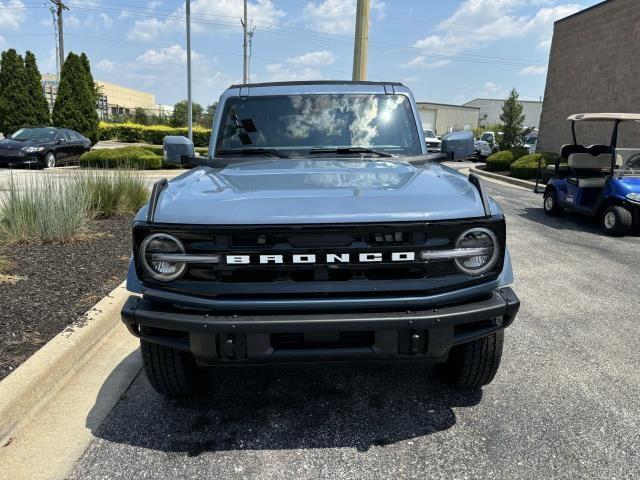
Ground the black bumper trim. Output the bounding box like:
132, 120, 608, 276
122, 287, 519, 362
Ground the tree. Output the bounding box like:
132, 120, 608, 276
170, 100, 203, 128
499, 88, 525, 149
52, 52, 100, 143
0, 49, 31, 135
24, 51, 51, 126
134, 107, 150, 125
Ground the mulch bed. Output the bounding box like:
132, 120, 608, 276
0, 215, 134, 381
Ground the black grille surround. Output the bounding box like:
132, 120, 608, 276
133, 216, 506, 302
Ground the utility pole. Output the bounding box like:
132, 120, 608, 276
352, 0, 370, 81
186, 0, 193, 141
49, 1, 69, 73
242, 0, 249, 83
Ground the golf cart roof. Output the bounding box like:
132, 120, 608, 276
567, 113, 640, 122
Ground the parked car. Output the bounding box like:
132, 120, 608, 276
523, 134, 538, 153
540, 113, 640, 236
475, 131, 501, 159
423, 128, 442, 152
0, 126, 91, 168
121, 81, 520, 397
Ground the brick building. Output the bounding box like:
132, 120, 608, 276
538, 0, 640, 153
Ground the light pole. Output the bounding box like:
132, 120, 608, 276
242, 0, 248, 83
186, 0, 193, 141
352, 0, 370, 81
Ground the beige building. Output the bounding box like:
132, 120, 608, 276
416, 102, 479, 136
42, 74, 160, 119
464, 98, 543, 128
538, 0, 640, 152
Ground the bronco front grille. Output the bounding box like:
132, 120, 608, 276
133, 219, 506, 292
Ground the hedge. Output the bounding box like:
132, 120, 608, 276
98, 122, 211, 147
486, 150, 514, 171
79, 147, 163, 170
139, 145, 209, 157
510, 153, 544, 179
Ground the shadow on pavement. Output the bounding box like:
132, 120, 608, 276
88, 359, 482, 456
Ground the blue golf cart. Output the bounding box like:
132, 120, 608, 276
538, 113, 640, 236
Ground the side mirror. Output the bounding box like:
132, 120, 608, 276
163, 135, 196, 166
56, 138, 66, 145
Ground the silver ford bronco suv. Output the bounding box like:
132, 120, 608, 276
122, 81, 519, 396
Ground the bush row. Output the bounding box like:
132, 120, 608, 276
510, 152, 561, 180
80, 147, 163, 170
98, 122, 211, 147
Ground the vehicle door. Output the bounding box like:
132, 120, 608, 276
62, 129, 84, 162
53, 130, 73, 162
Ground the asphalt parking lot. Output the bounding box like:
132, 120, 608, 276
67, 172, 640, 480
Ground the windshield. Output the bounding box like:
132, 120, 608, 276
11, 128, 57, 142
616, 149, 640, 175
480, 133, 494, 142
424, 129, 436, 139
215, 94, 422, 157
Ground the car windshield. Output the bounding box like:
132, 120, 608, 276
215, 94, 422, 157
424, 129, 436, 139
11, 128, 57, 142
480, 133, 493, 142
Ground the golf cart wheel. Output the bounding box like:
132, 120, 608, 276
43, 152, 57, 169
601, 205, 632, 236
141, 339, 200, 396
439, 331, 504, 389
543, 188, 563, 216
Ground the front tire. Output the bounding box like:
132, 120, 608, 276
543, 188, 563, 216
601, 205, 632, 236
141, 340, 200, 396
43, 152, 57, 169
440, 331, 504, 389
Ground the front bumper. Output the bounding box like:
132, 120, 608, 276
122, 287, 519, 365
0, 154, 41, 167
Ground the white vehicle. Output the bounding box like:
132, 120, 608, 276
423, 129, 442, 152
523, 134, 538, 154
475, 131, 500, 159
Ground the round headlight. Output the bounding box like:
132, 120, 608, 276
140, 233, 186, 281
454, 228, 499, 276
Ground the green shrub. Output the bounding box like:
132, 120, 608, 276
98, 122, 211, 147
75, 170, 148, 217
510, 147, 529, 161
510, 153, 546, 179
486, 150, 514, 171
0, 173, 93, 244
79, 147, 163, 170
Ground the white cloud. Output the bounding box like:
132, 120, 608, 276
519, 65, 547, 76
147, 0, 162, 10
484, 81, 502, 93
411, 1, 583, 59
286, 50, 335, 67
128, 17, 166, 41
100, 13, 113, 27
303, 0, 385, 34
127, 0, 284, 41
137, 44, 201, 65
96, 59, 115, 72
0, 35, 5, 47
401, 56, 451, 69
0, 0, 25, 29
65, 15, 81, 28
266, 63, 321, 82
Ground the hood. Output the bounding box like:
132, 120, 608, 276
152, 159, 487, 225
0, 138, 43, 149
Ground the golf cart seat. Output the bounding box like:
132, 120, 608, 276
567, 152, 620, 188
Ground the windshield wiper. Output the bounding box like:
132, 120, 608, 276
216, 148, 289, 159
309, 146, 393, 158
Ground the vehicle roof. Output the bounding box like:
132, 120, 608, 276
224, 80, 410, 97
229, 80, 404, 89
567, 113, 640, 122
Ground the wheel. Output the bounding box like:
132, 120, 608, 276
440, 331, 504, 389
43, 152, 57, 169
141, 340, 200, 396
601, 205, 632, 236
543, 188, 563, 216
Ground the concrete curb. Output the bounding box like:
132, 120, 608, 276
0, 282, 130, 441
471, 167, 539, 190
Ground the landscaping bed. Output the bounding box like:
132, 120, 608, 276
0, 215, 133, 380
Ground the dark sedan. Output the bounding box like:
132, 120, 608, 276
0, 127, 91, 168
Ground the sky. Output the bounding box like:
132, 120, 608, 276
0, 0, 602, 107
